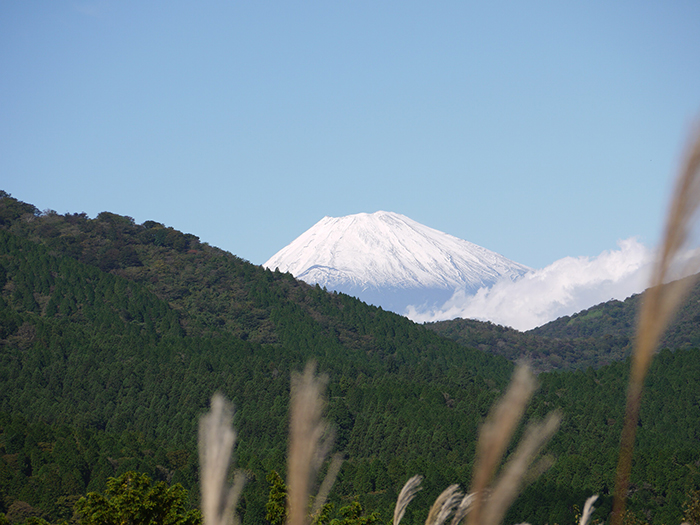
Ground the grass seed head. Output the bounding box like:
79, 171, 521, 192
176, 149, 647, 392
199, 393, 245, 525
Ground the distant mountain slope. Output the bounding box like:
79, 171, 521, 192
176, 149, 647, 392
529, 296, 637, 339
427, 274, 700, 372
263, 211, 530, 315
532, 273, 700, 349
425, 317, 632, 372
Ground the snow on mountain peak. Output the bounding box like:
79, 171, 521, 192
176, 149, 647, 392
263, 211, 530, 314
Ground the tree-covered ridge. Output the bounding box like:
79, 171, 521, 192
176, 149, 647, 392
0, 191, 512, 378
424, 317, 632, 372
0, 193, 511, 523
529, 297, 638, 340
2, 191, 700, 525
426, 275, 700, 372
530, 275, 700, 353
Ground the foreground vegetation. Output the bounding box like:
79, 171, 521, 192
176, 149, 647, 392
1, 182, 700, 525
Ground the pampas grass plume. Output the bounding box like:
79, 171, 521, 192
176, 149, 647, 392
612, 126, 700, 524
287, 362, 336, 525
579, 495, 599, 525
199, 393, 245, 525
394, 475, 424, 525
468, 365, 537, 525
425, 485, 462, 525
449, 493, 476, 525
394, 365, 558, 525
479, 412, 560, 525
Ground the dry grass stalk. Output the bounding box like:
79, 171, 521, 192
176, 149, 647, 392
391, 366, 558, 525
612, 127, 700, 525
480, 412, 561, 525
199, 393, 246, 525
449, 493, 476, 525
521, 454, 555, 487
579, 495, 599, 525
425, 485, 463, 525
394, 475, 424, 525
309, 453, 344, 518
468, 365, 536, 525
287, 362, 335, 525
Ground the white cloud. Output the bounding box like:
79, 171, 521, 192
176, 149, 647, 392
406, 238, 654, 331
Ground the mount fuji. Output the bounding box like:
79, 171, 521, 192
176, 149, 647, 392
263, 211, 531, 317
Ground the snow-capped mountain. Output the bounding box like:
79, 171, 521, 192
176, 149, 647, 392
263, 211, 531, 315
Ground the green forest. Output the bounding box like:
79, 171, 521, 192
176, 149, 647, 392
426, 273, 700, 373
1, 191, 699, 525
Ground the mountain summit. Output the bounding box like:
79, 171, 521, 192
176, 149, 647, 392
263, 211, 531, 315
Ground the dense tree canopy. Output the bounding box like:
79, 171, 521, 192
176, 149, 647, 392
74, 472, 201, 525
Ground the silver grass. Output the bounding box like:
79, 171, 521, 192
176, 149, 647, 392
449, 493, 476, 525
480, 412, 561, 525
287, 362, 333, 525
579, 495, 599, 525
393, 475, 424, 525
199, 393, 245, 525
521, 455, 555, 487
425, 485, 462, 525
468, 365, 536, 525
309, 453, 344, 518
613, 127, 700, 524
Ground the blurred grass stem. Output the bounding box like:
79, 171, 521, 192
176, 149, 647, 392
612, 127, 700, 524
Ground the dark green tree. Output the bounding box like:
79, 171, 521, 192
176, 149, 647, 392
328, 500, 381, 525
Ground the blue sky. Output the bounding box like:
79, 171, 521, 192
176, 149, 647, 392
2, 1, 699, 270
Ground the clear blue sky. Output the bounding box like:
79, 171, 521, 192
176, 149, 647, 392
2, 1, 699, 269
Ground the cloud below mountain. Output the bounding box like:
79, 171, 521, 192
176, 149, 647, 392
406, 238, 654, 331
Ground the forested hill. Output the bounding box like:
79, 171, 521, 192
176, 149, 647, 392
0, 191, 513, 372
0, 192, 512, 523
530, 274, 700, 354
426, 275, 700, 372
2, 192, 700, 525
